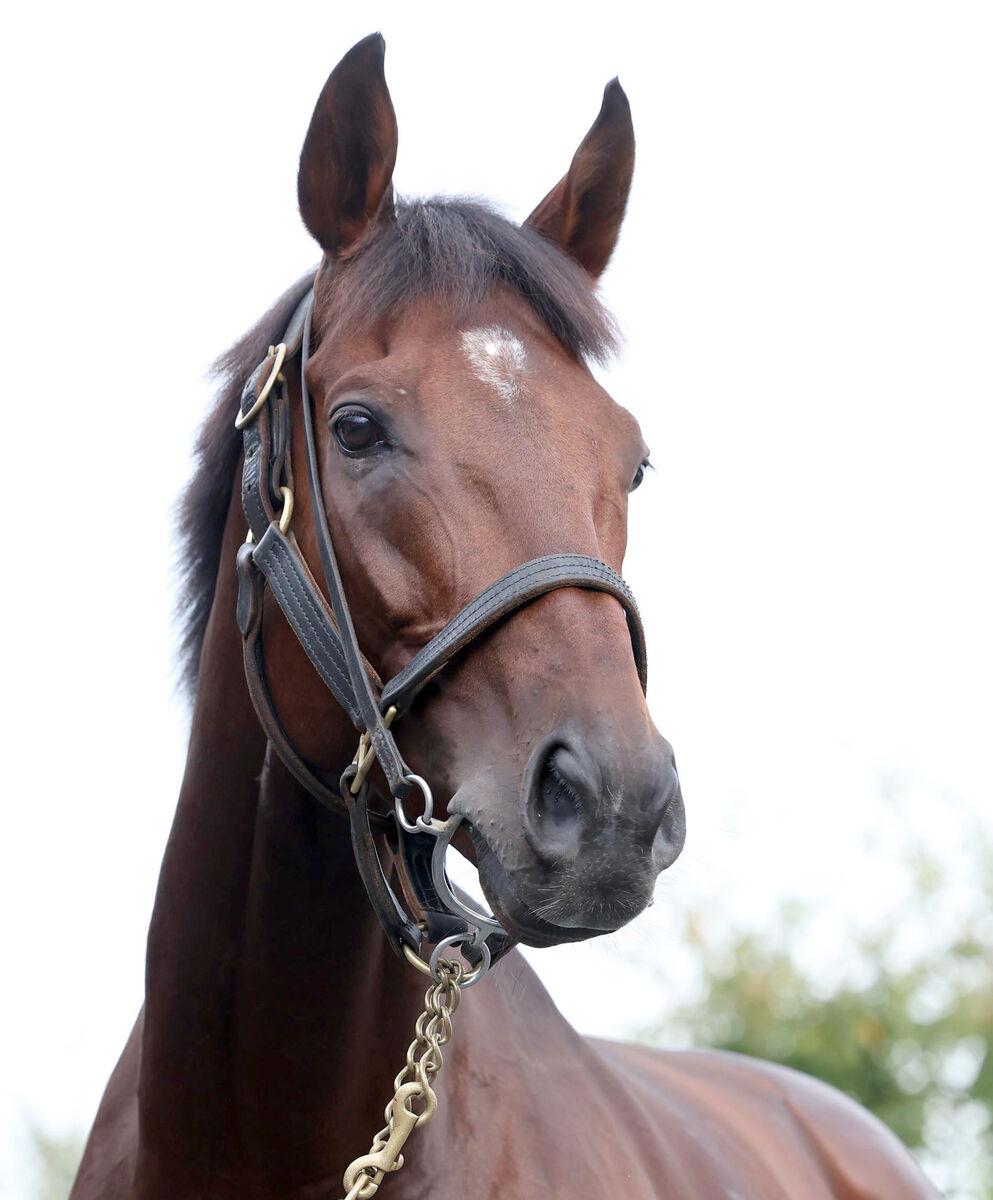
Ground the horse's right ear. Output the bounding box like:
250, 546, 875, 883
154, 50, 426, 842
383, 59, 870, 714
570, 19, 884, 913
297, 33, 398, 259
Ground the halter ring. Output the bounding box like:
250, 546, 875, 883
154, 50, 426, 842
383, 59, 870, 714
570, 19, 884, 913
430, 932, 491, 985
402, 937, 491, 988
234, 342, 287, 429
277, 486, 294, 534
395, 773, 434, 832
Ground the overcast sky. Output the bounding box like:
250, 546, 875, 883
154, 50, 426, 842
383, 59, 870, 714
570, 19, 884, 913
1, 1, 990, 1192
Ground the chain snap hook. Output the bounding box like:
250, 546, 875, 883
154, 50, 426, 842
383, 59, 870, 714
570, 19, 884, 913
340, 957, 465, 1199
341, 1081, 424, 1197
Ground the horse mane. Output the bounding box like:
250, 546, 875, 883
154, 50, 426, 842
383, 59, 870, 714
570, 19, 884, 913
174, 270, 317, 698
176, 197, 618, 696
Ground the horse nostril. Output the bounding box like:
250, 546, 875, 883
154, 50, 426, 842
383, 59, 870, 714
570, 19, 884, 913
538, 749, 584, 827
521, 739, 594, 864
521, 733, 684, 869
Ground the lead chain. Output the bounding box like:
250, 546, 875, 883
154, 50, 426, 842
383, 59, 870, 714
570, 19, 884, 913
340, 959, 465, 1200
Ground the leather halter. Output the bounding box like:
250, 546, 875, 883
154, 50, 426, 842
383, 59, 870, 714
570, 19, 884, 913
235, 288, 648, 975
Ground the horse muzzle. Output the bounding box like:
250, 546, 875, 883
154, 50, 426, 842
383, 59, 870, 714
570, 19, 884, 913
455, 727, 685, 947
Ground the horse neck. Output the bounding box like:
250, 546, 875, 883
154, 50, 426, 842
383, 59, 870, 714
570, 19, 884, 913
138, 485, 427, 1194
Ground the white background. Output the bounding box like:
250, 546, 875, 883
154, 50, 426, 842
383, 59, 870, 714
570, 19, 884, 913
1, 2, 991, 1193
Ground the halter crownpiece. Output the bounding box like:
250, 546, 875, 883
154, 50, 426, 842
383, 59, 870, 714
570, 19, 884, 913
235, 287, 648, 983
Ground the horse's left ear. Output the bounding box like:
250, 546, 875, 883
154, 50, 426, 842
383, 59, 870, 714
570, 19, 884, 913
524, 79, 635, 279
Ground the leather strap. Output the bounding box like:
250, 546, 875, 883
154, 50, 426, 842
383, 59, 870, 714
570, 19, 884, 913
344, 787, 423, 954
238, 542, 355, 816
381, 553, 646, 715
297, 302, 414, 801
251, 523, 366, 728
237, 539, 393, 827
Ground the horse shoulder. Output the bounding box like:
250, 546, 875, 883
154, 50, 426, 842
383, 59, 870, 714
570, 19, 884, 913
69, 1008, 142, 1199
586, 1041, 940, 1200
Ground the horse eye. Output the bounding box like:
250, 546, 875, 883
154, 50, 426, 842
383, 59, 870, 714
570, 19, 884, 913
631, 459, 651, 491
333, 409, 386, 454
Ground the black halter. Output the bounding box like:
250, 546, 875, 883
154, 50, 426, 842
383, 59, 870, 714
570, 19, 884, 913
235, 289, 648, 979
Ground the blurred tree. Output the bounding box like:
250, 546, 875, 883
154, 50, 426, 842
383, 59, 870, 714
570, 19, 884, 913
26, 1126, 84, 1200
642, 839, 993, 1200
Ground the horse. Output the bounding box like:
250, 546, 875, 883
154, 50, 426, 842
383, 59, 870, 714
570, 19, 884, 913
70, 33, 938, 1200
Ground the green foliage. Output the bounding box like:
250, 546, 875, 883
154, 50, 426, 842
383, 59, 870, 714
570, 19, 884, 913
643, 841, 993, 1200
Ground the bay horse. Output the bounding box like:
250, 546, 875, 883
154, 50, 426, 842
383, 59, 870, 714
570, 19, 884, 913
71, 34, 937, 1200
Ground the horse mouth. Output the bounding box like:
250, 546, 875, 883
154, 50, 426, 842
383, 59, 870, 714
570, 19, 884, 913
463, 821, 643, 949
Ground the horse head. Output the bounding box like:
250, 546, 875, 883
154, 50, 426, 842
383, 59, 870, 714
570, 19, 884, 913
265, 34, 685, 950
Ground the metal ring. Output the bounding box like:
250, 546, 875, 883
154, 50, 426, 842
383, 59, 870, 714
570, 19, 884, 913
395, 773, 434, 833
430, 934, 492, 988
277, 485, 294, 534
234, 342, 287, 429
401, 938, 491, 989
402, 942, 433, 977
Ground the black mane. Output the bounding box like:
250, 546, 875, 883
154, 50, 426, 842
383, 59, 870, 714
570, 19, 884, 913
176, 198, 617, 695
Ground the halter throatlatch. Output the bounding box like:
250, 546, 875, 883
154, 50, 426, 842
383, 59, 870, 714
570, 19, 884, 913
235, 288, 648, 984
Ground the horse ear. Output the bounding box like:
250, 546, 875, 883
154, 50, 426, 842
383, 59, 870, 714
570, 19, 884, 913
297, 33, 398, 259
524, 79, 635, 279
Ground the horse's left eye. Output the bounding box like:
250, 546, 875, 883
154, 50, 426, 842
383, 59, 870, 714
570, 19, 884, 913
631, 459, 651, 491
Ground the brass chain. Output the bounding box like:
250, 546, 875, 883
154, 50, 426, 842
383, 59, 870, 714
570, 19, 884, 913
339, 958, 465, 1200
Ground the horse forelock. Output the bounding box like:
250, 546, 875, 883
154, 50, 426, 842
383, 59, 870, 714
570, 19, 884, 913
316, 198, 618, 363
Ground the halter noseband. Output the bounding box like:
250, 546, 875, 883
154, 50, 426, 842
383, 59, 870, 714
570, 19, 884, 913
235, 289, 647, 982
